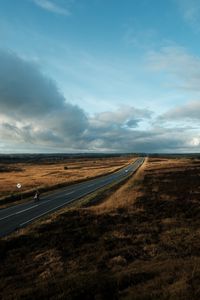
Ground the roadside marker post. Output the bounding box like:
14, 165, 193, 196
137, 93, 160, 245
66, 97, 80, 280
16, 183, 22, 201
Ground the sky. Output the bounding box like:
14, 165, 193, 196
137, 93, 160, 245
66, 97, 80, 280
1, 0, 200, 153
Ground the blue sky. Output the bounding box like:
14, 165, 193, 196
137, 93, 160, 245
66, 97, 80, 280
1, 0, 200, 152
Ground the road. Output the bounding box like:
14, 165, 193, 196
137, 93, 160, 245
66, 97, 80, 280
0, 158, 144, 237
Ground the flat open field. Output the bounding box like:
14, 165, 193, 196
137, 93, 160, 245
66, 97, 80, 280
0, 156, 133, 205
1, 157, 200, 299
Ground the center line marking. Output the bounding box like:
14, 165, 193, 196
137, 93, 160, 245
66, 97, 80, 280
0, 191, 75, 221
0, 204, 39, 221
19, 201, 71, 227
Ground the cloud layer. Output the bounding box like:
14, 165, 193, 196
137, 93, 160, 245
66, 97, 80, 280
160, 101, 200, 123
1, 49, 200, 153
147, 45, 200, 92
0, 50, 88, 151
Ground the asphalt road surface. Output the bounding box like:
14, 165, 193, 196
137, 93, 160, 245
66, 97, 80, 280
0, 158, 144, 237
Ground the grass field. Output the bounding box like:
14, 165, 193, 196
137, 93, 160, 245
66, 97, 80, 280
0, 156, 133, 207
1, 157, 200, 299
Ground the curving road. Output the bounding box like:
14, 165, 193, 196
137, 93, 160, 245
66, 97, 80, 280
0, 158, 144, 237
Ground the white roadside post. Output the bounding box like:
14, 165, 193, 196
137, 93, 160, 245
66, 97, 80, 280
16, 183, 22, 201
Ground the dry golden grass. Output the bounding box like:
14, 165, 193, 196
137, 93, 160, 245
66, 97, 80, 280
0, 156, 134, 202
91, 157, 147, 213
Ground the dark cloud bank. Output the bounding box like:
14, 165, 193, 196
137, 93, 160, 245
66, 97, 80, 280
0, 50, 198, 153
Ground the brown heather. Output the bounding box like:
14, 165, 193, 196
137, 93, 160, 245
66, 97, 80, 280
1, 157, 200, 299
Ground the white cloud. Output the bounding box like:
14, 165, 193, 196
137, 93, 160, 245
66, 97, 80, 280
90, 106, 152, 129
190, 137, 200, 146
175, 0, 200, 30
32, 0, 70, 15
147, 45, 200, 93
159, 101, 200, 124
124, 26, 158, 49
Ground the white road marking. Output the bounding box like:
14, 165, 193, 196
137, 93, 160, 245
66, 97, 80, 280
0, 204, 39, 221
0, 191, 75, 221
65, 191, 74, 195
49, 191, 74, 200
87, 184, 95, 187
19, 202, 70, 227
